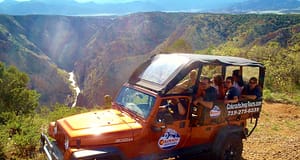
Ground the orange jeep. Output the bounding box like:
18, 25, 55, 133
41, 53, 265, 160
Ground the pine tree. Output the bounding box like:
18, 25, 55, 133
0, 62, 40, 118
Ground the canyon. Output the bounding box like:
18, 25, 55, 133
1, 13, 300, 107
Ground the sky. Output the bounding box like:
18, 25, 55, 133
0, 0, 142, 3
75, 0, 246, 3
0, 0, 247, 4
75, 0, 141, 3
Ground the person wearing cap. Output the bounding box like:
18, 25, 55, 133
193, 76, 217, 109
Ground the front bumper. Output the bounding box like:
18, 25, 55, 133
41, 133, 125, 160
40, 133, 64, 160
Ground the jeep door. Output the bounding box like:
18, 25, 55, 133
149, 96, 191, 154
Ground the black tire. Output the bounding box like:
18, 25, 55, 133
213, 134, 243, 160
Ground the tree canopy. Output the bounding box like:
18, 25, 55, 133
0, 62, 40, 117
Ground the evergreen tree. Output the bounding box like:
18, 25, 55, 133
0, 62, 40, 118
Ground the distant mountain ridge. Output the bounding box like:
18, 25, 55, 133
0, 0, 299, 15
1, 13, 300, 106
226, 0, 300, 13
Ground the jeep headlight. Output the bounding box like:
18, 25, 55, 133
48, 122, 57, 138
64, 136, 69, 150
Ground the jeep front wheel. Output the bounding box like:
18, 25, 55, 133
213, 134, 243, 160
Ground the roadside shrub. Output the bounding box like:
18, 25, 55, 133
37, 104, 88, 122
263, 88, 274, 102
0, 147, 5, 160
10, 115, 40, 158
0, 63, 40, 115
0, 104, 86, 160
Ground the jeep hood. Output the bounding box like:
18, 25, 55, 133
57, 109, 142, 146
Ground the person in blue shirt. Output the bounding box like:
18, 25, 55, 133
224, 76, 239, 104
241, 77, 262, 101
232, 69, 244, 95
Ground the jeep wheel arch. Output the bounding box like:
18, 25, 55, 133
213, 134, 243, 160
212, 126, 244, 160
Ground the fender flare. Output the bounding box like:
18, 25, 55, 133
214, 125, 246, 143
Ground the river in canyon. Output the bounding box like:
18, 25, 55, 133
68, 71, 80, 107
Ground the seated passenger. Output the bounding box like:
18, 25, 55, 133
193, 77, 217, 109
232, 69, 244, 95
241, 77, 262, 101
224, 76, 239, 104
173, 69, 197, 93
195, 81, 205, 98
212, 74, 225, 99
176, 70, 197, 90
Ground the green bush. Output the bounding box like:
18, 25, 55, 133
8, 115, 40, 158
0, 104, 86, 160
37, 104, 88, 122
0, 62, 40, 116
263, 88, 274, 102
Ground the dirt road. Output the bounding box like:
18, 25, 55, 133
242, 102, 300, 160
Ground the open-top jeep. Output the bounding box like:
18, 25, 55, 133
41, 53, 265, 160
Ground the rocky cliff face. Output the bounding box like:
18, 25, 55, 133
0, 13, 184, 106
1, 13, 300, 107
0, 15, 72, 105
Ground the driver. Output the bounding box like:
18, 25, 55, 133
159, 98, 186, 120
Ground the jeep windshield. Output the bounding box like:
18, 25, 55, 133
116, 86, 156, 119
